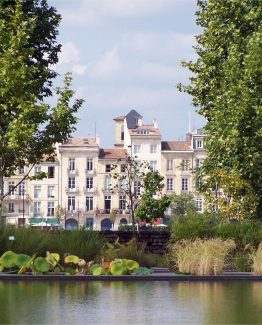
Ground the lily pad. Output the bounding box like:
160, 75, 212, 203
109, 260, 127, 275
34, 257, 50, 273
15, 254, 32, 268
123, 259, 139, 271
0, 251, 17, 269
64, 255, 79, 264
132, 267, 153, 275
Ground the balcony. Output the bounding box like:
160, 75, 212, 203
83, 187, 97, 194
67, 168, 79, 175
102, 188, 112, 194
65, 186, 79, 194
96, 209, 130, 215
85, 168, 96, 175
4, 194, 30, 201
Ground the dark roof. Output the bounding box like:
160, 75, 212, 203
161, 141, 192, 151
113, 115, 125, 121
99, 148, 127, 160
125, 110, 142, 129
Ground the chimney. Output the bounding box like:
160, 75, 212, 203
153, 118, 157, 128
138, 118, 142, 126
96, 135, 100, 146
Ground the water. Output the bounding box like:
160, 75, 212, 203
0, 281, 262, 324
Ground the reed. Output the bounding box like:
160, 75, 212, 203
250, 242, 262, 275
168, 238, 236, 275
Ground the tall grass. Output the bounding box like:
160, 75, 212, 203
168, 238, 236, 275
49, 229, 104, 261
250, 242, 262, 275
0, 227, 51, 256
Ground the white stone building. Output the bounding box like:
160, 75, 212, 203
2, 109, 206, 229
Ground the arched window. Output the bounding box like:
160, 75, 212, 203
101, 218, 112, 230
120, 218, 127, 225
65, 218, 78, 230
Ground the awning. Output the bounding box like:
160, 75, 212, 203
29, 218, 60, 226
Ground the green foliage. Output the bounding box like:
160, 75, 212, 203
169, 193, 198, 217
109, 259, 139, 275
179, 0, 262, 216
50, 229, 104, 261
233, 253, 251, 272
64, 255, 79, 265
135, 171, 171, 223
33, 257, 50, 273
0, 251, 17, 269
170, 213, 217, 241
0, 0, 83, 211
131, 267, 153, 275
0, 226, 51, 256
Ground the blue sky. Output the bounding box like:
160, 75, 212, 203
50, 0, 205, 147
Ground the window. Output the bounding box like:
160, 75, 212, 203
34, 185, 41, 198
167, 178, 173, 191
150, 144, 157, 154
86, 217, 94, 230
150, 161, 157, 171
133, 144, 141, 154
34, 202, 41, 217
68, 177, 76, 189
196, 159, 204, 167
134, 181, 141, 196
86, 177, 94, 190
120, 164, 126, 172
34, 166, 41, 176
68, 196, 76, 211
182, 178, 188, 191
167, 159, 173, 171
196, 177, 203, 190
104, 176, 111, 191
18, 182, 25, 199
119, 195, 126, 210
182, 159, 190, 171
119, 178, 127, 192
48, 186, 55, 198
105, 164, 111, 172
121, 125, 124, 141
47, 202, 55, 216
48, 166, 55, 178
8, 182, 15, 198
104, 195, 111, 212
8, 203, 14, 213
87, 158, 93, 171
18, 167, 25, 174
197, 140, 203, 148
86, 196, 94, 211
68, 158, 75, 171
196, 198, 203, 212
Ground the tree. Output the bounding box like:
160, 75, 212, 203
178, 0, 262, 217
170, 193, 197, 218
0, 2, 84, 221
111, 154, 150, 234
135, 171, 171, 224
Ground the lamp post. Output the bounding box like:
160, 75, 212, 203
22, 189, 25, 227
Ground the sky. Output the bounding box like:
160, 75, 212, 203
49, 0, 206, 147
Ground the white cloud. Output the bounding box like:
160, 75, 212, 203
61, 0, 184, 26
72, 64, 88, 76
58, 42, 80, 65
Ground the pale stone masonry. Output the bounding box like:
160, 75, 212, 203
3, 110, 206, 229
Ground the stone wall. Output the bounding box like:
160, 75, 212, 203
100, 231, 170, 254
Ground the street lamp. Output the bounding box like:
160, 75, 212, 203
22, 189, 25, 227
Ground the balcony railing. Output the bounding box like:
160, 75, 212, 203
4, 194, 30, 201
67, 168, 79, 175
65, 186, 79, 193
85, 168, 96, 175
96, 209, 130, 215
83, 187, 97, 194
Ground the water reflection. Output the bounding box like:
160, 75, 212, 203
0, 281, 261, 324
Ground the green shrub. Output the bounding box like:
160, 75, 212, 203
169, 213, 219, 242
139, 253, 168, 268
215, 221, 262, 247
233, 253, 251, 272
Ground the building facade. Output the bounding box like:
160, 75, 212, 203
2, 110, 206, 229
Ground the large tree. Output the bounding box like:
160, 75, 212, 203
0, 1, 84, 219
179, 0, 262, 217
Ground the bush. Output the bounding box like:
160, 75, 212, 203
215, 221, 262, 247
168, 238, 236, 275
233, 252, 251, 272
169, 212, 219, 241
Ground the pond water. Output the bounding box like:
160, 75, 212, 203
0, 281, 262, 324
